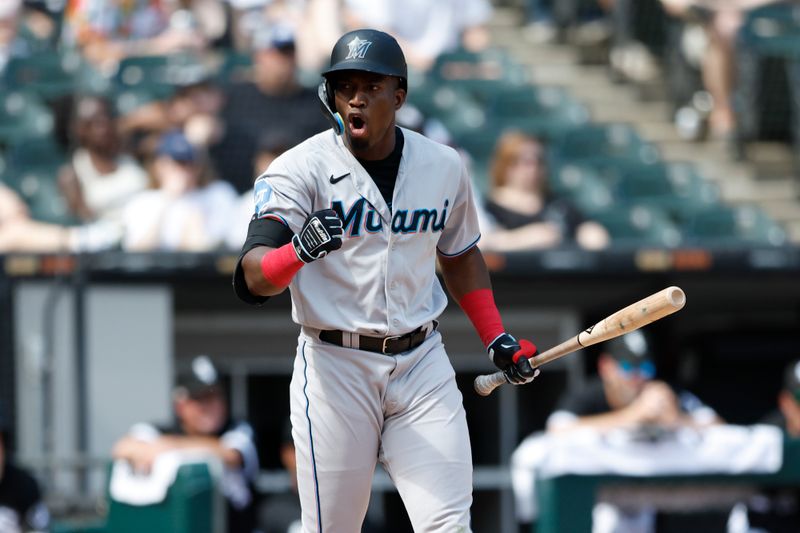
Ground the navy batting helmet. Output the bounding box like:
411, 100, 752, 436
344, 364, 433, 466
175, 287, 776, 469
322, 29, 407, 90
318, 29, 407, 134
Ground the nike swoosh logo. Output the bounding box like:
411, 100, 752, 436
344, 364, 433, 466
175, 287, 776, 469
500, 344, 516, 349
329, 173, 349, 184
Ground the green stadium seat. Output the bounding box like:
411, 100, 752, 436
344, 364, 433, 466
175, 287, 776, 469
735, 2, 800, 142
680, 204, 788, 246
1, 164, 72, 224
566, 159, 722, 223
1, 50, 110, 100
429, 48, 530, 101
5, 137, 65, 171
485, 85, 591, 138
216, 51, 253, 85
591, 204, 683, 248
0, 90, 54, 144
550, 163, 614, 215
551, 123, 661, 164
113, 53, 210, 99
105, 462, 223, 533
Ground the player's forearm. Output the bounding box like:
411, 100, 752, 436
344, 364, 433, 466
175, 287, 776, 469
242, 246, 290, 296
438, 246, 491, 301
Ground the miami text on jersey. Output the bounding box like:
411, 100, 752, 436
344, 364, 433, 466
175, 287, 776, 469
332, 198, 450, 237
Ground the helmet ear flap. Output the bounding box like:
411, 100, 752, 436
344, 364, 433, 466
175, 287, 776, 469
318, 80, 344, 135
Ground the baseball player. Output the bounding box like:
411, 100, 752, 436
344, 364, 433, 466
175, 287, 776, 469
233, 29, 539, 533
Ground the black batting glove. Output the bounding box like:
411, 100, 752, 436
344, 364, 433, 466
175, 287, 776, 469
292, 209, 343, 263
487, 333, 540, 385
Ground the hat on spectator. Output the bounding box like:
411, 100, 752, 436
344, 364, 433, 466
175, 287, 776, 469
253, 23, 296, 52
176, 355, 223, 399
157, 130, 197, 163
604, 330, 654, 366
784, 359, 800, 401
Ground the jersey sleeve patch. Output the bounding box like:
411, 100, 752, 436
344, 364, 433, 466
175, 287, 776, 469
254, 178, 274, 217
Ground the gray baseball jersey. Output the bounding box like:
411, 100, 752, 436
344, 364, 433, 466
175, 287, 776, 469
253, 127, 481, 335
254, 126, 480, 532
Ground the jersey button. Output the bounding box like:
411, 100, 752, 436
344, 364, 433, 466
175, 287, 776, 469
390, 282, 397, 290
392, 319, 399, 327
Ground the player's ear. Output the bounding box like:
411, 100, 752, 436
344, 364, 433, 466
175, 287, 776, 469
394, 87, 406, 109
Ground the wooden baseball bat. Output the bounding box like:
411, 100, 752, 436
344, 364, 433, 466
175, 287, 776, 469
474, 286, 687, 397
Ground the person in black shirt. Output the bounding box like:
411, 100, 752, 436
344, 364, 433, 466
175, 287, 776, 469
112, 355, 259, 533
0, 405, 50, 533
477, 130, 609, 252
211, 24, 328, 194
761, 358, 800, 437
547, 330, 720, 434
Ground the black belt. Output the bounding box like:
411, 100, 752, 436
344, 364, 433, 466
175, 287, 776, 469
319, 322, 436, 355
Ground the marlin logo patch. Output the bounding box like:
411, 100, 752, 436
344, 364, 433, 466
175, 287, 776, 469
253, 178, 273, 216
345, 36, 372, 60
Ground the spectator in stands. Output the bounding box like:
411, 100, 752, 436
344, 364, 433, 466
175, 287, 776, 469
545, 330, 722, 533
725, 357, 800, 532
0, 94, 150, 253
547, 330, 722, 434
0, 0, 58, 73
211, 23, 326, 194
61, 0, 208, 71
0, 403, 50, 533
59, 94, 150, 225
113, 355, 259, 533
342, 0, 493, 73
225, 131, 293, 251
119, 70, 226, 161
477, 130, 610, 252
659, 0, 781, 144
122, 129, 237, 251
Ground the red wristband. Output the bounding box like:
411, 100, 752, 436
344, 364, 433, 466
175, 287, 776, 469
260, 242, 304, 288
458, 288, 505, 347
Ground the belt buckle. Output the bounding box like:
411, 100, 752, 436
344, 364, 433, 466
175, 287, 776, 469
382, 334, 402, 354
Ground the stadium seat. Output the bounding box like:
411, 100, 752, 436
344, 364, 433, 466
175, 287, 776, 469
734, 2, 800, 143
591, 204, 682, 248
113, 53, 210, 100
429, 48, 529, 101
0, 90, 55, 145
216, 50, 253, 86
550, 123, 661, 164
1, 164, 72, 225
1, 50, 109, 101
408, 84, 489, 140
5, 137, 65, 171
680, 204, 788, 246
550, 163, 614, 215
587, 159, 721, 216
485, 85, 591, 138
104, 461, 223, 533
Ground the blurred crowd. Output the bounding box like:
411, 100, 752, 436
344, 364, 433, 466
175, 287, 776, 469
0, 0, 796, 255
0, 0, 506, 255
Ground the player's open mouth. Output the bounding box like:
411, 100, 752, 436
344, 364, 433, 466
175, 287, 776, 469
348, 115, 367, 137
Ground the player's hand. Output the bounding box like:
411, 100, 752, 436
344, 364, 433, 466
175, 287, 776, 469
487, 333, 540, 385
292, 209, 343, 263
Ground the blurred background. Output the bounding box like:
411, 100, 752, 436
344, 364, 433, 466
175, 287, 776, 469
0, 0, 799, 532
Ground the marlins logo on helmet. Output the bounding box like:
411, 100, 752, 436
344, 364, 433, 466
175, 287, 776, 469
345, 36, 372, 60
